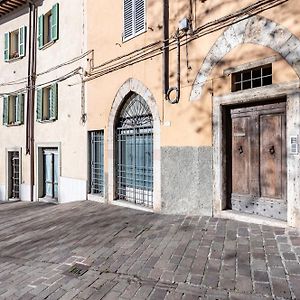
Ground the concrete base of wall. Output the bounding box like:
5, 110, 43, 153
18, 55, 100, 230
20, 184, 32, 201
0, 184, 5, 201
59, 177, 87, 203
161, 146, 213, 216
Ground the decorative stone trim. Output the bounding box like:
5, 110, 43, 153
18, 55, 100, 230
190, 15, 300, 101
212, 81, 300, 227
107, 78, 161, 212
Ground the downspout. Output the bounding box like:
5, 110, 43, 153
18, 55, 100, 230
28, 2, 38, 202
26, 3, 32, 154
163, 0, 169, 99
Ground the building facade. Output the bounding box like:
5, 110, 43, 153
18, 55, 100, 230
86, 0, 300, 227
0, 0, 89, 203
1, 0, 300, 228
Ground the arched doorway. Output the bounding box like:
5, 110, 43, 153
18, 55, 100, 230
115, 92, 154, 208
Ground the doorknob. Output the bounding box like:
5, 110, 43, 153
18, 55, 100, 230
238, 145, 243, 154
269, 145, 275, 155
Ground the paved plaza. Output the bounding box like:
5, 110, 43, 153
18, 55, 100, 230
0, 201, 299, 299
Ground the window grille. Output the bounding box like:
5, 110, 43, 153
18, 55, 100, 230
89, 131, 104, 195
116, 93, 153, 208
232, 64, 272, 92
11, 151, 20, 199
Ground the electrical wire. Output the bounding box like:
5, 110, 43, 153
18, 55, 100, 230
84, 0, 287, 84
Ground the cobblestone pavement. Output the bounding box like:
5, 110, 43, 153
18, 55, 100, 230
0, 201, 299, 299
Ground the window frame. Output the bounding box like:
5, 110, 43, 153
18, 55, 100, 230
122, 0, 147, 42
4, 26, 26, 62
3, 94, 24, 126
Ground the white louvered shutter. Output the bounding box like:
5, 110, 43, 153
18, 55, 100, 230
134, 0, 146, 34
123, 0, 134, 41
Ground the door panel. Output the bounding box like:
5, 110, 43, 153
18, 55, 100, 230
229, 101, 287, 220
260, 114, 285, 199
232, 117, 251, 196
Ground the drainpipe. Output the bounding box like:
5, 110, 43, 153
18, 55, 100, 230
27, 1, 38, 202
163, 0, 169, 99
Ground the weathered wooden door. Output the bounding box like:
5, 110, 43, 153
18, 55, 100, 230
230, 102, 287, 220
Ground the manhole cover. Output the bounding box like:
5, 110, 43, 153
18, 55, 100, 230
64, 263, 90, 277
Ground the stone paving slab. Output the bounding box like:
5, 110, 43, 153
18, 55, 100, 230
0, 201, 299, 299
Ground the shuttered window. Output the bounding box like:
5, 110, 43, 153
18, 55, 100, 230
123, 0, 146, 41
2, 94, 25, 126
36, 84, 58, 122
38, 3, 59, 49
4, 27, 26, 61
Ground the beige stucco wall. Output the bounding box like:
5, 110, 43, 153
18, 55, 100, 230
86, 0, 300, 151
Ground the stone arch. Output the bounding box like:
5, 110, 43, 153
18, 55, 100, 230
190, 15, 300, 101
107, 78, 161, 211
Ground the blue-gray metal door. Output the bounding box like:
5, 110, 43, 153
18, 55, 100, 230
116, 93, 153, 207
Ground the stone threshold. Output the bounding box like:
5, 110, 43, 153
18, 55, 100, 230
216, 210, 288, 228
112, 199, 154, 213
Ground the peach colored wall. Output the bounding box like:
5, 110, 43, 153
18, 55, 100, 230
86, 0, 300, 151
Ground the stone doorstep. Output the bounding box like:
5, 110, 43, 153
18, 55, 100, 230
217, 210, 288, 229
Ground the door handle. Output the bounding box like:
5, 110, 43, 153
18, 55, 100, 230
269, 145, 275, 155
238, 145, 243, 154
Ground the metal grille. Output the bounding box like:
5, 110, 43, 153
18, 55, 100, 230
11, 151, 19, 199
232, 64, 272, 92
89, 131, 104, 195
116, 93, 153, 208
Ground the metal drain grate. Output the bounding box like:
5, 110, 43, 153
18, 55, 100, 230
64, 263, 90, 277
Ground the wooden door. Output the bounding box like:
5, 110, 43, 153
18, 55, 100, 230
230, 102, 287, 220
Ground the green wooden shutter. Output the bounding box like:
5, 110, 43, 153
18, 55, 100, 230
38, 15, 44, 49
50, 83, 58, 120
36, 89, 43, 122
16, 94, 24, 124
3, 96, 9, 125
4, 32, 10, 61
19, 26, 26, 57
51, 3, 59, 41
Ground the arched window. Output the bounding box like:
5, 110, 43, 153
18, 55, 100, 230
115, 93, 153, 207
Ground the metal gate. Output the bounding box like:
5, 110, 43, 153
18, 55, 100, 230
89, 130, 104, 195
116, 93, 153, 207
10, 151, 20, 199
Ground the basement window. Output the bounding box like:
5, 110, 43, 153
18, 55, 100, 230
232, 64, 272, 92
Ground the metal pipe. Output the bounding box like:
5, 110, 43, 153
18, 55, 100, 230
26, 2, 32, 154
162, 0, 169, 98
29, 3, 38, 202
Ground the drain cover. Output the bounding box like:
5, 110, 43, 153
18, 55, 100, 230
64, 263, 90, 277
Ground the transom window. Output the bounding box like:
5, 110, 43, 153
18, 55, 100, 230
123, 0, 146, 41
232, 64, 272, 92
2, 94, 24, 126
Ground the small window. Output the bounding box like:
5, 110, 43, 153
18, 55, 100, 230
123, 0, 146, 41
89, 131, 105, 196
4, 27, 26, 61
38, 3, 59, 49
36, 84, 58, 122
3, 94, 25, 126
232, 64, 272, 92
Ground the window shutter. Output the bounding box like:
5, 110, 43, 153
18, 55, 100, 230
4, 32, 10, 62
19, 26, 26, 57
51, 3, 59, 42
134, 0, 146, 34
36, 89, 43, 122
123, 0, 134, 41
50, 83, 58, 120
3, 96, 9, 125
38, 15, 44, 49
16, 94, 24, 124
